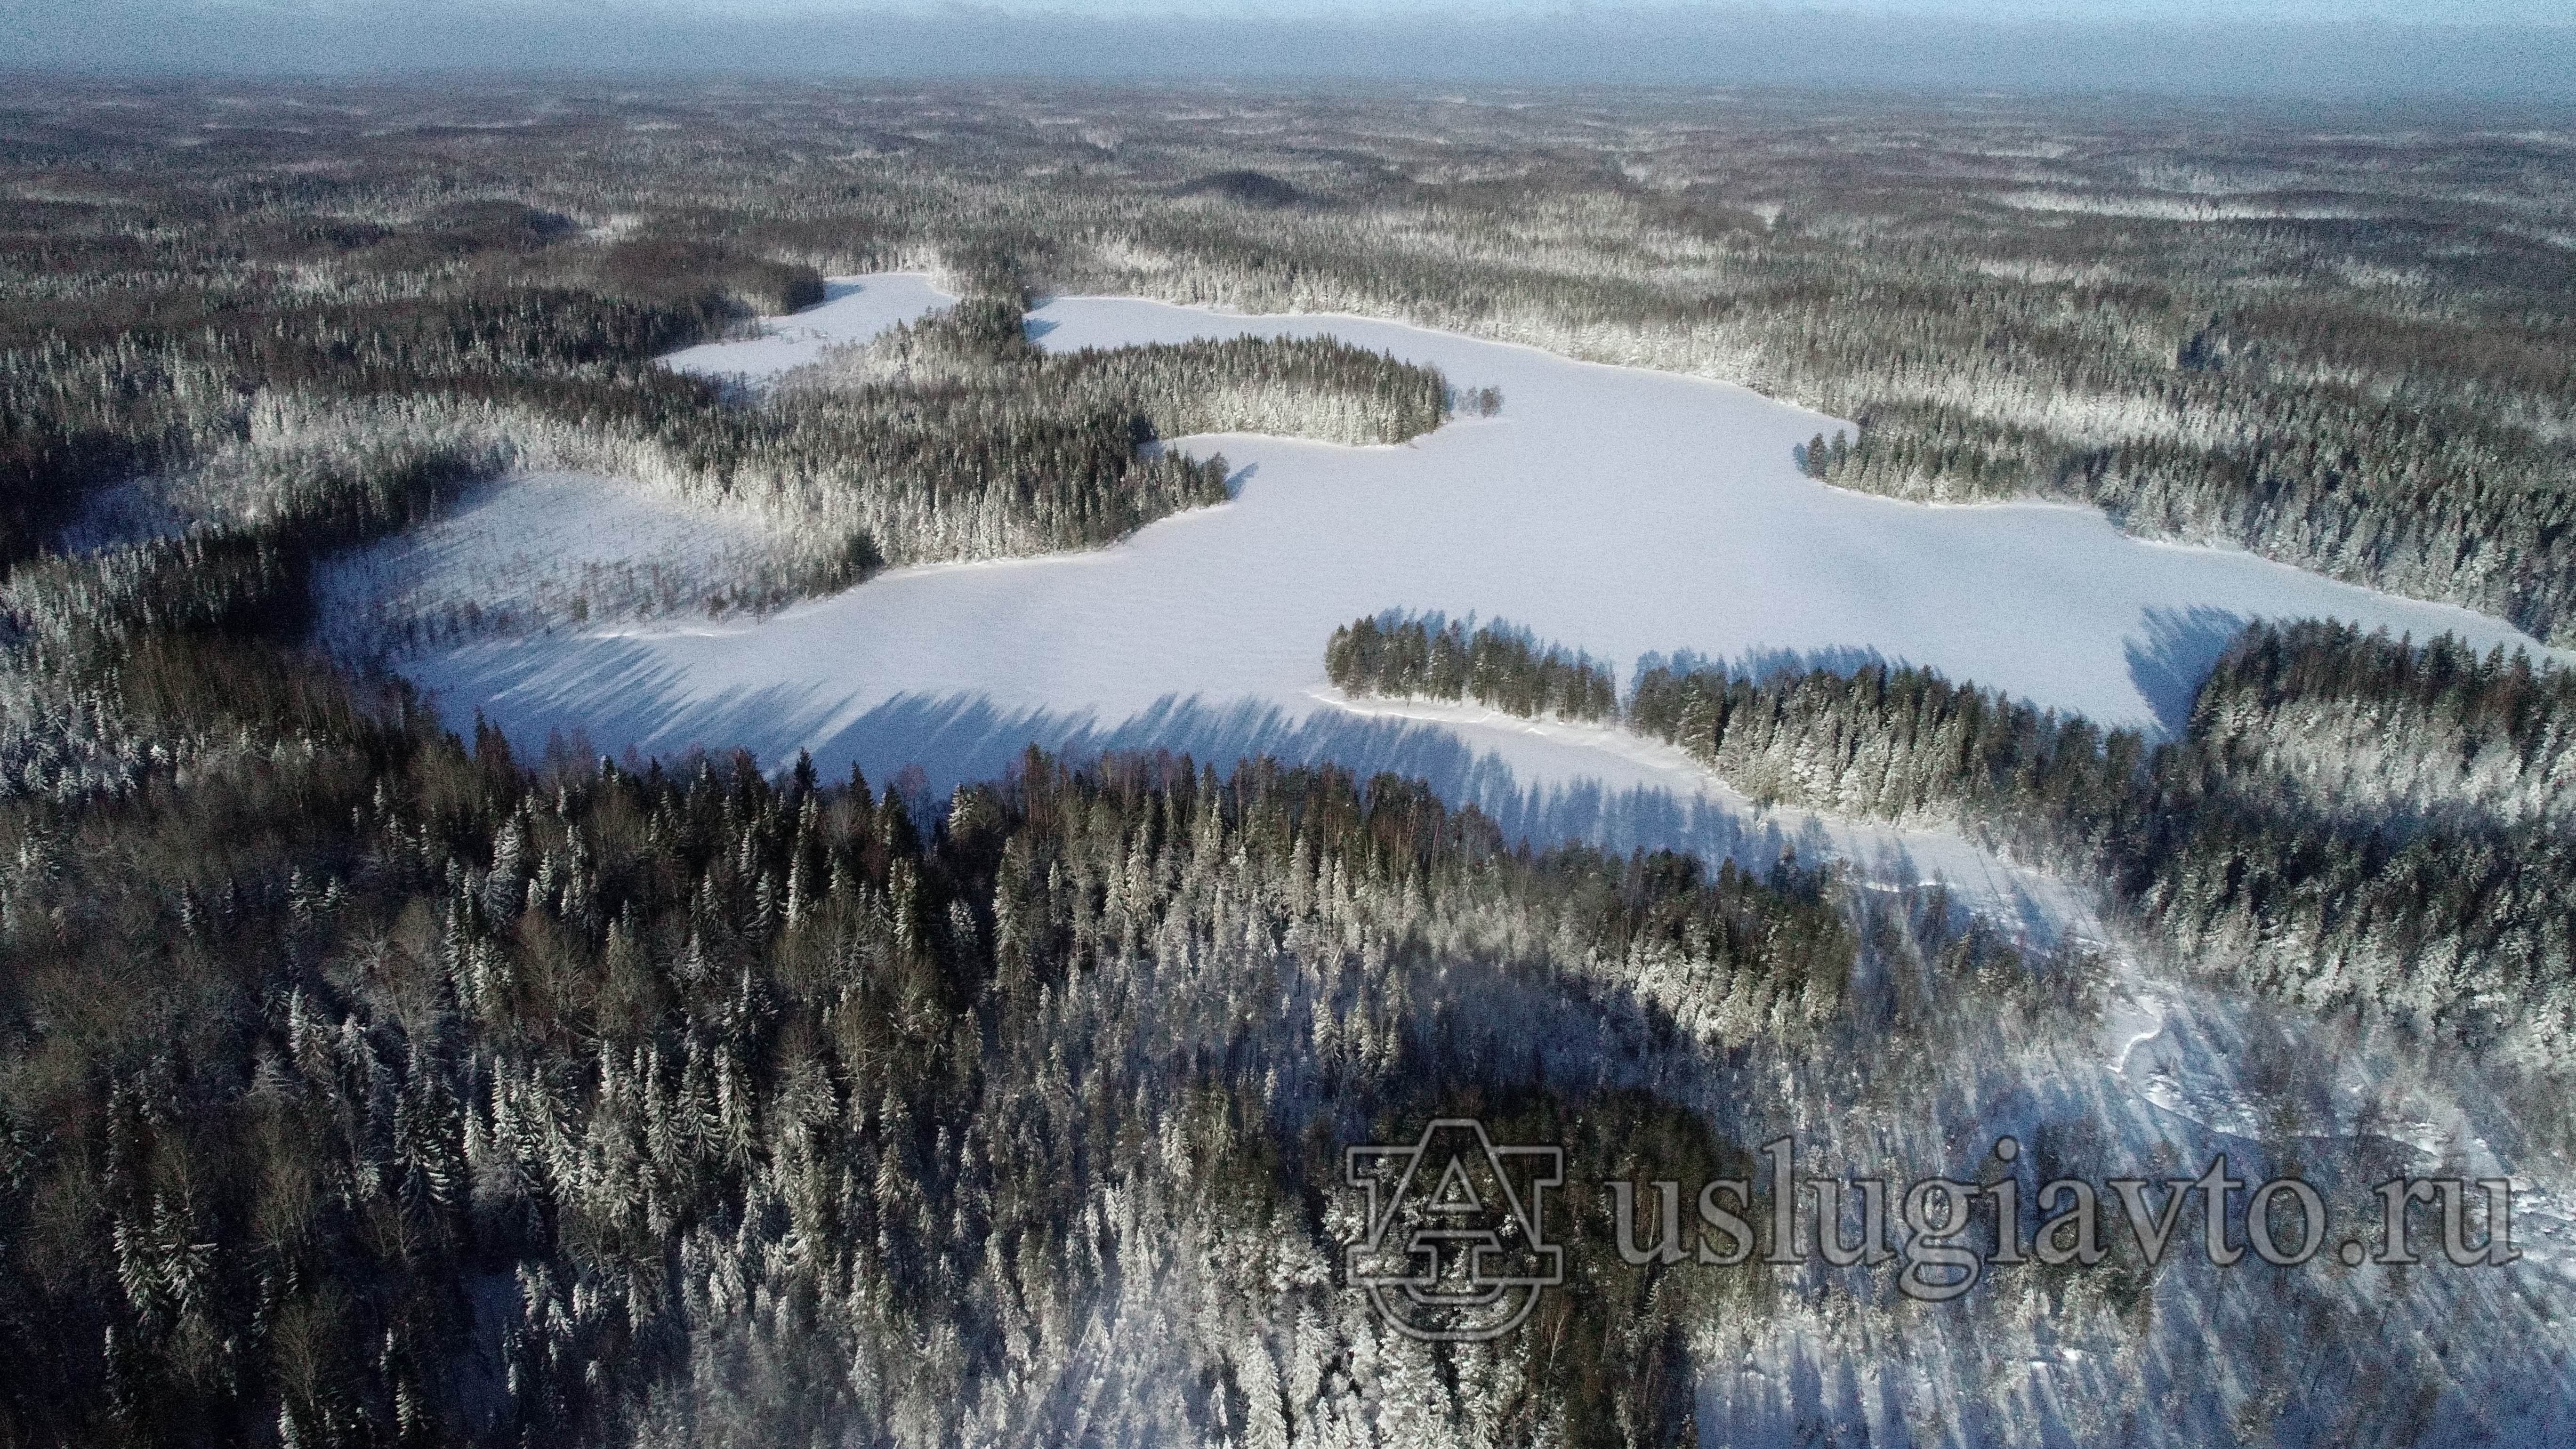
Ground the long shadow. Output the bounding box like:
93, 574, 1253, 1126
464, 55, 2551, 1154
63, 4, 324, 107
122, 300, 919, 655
1646, 609, 2249, 742
421, 631, 2100, 933
799, 690, 1855, 878
1631, 642, 1903, 694
426, 636, 1950, 876
2124, 604, 2248, 735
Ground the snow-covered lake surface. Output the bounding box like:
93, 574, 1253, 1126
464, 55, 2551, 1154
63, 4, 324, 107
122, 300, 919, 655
391, 273, 2565, 922
660, 273, 958, 382
313, 471, 777, 659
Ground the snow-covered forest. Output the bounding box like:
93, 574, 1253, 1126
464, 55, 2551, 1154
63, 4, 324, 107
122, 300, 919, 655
1326, 612, 1620, 724
15, 85, 2574, 644
4, 77, 2575, 1447
1347, 614, 2576, 1072
6, 257, 1439, 663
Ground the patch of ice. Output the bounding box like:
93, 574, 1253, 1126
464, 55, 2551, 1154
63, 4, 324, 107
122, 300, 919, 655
2103, 990, 2169, 1074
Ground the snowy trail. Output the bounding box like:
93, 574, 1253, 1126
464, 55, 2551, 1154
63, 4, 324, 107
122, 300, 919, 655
1692, 934, 2576, 1448
388, 274, 2565, 921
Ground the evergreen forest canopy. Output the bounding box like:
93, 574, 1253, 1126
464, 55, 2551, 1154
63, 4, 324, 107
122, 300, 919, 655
1325, 612, 1620, 724
2, 76, 2574, 1448
1333, 609, 2576, 1065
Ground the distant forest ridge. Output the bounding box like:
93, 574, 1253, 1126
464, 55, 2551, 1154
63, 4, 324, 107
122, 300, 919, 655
7, 82, 2572, 638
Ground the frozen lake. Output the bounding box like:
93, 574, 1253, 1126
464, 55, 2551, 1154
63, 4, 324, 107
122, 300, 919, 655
394, 274, 2563, 920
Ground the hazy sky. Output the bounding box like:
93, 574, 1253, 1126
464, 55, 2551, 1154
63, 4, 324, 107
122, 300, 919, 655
137, 0, 2564, 16
889, 0, 2559, 14
7, 0, 2574, 96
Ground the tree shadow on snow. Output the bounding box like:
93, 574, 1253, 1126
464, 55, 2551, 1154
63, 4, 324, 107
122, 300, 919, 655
1628, 642, 1901, 695
416, 634, 2084, 931
2124, 604, 2248, 736
792, 690, 1847, 879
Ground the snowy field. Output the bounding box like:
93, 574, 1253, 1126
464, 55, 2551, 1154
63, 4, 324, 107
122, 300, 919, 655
388, 273, 2564, 921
